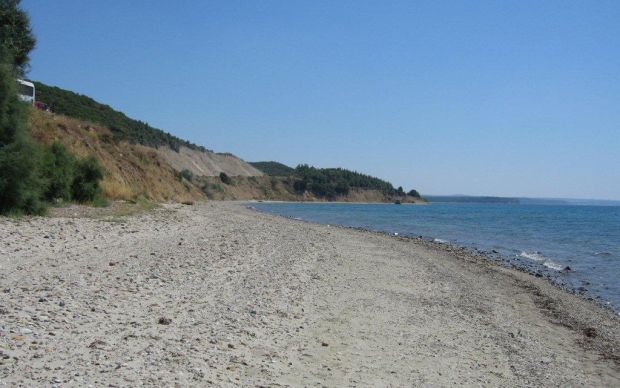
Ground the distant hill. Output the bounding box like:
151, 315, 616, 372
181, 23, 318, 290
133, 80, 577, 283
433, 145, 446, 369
250, 162, 423, 202
250, 161, 295, 176
425, 195, 519, 204
33, 81, 204, 152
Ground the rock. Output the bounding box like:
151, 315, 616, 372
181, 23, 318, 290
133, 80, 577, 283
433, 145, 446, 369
20, 327, 32, 335
88, 340, 107, 349
58, 301, 65, 307
583, 327, 597, 338
227, 343, 235, 349
158, 317, 172, 325
321, 341, 329, 347
563, 266, 572, 272
109, 261, 119, 266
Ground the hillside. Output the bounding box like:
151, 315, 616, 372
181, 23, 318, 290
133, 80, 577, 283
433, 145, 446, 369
27, 82, 422, 203
33, 82, 202, 152
249, 161, 295, 176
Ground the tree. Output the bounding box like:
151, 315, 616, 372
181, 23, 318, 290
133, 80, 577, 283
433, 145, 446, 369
0, 0, 36, 75
407, 189, 421, 198
0, 1, 46, 214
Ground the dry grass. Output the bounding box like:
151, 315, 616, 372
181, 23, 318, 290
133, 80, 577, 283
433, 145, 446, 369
28, 110, 205, 202
100, 177, 134, 200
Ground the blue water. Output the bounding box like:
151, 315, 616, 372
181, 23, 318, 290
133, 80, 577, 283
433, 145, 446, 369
252, 202, 620, 310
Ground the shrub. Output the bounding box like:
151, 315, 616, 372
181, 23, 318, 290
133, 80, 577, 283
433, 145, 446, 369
42, 142, 76, 201
0, 47, 46, 215
219, 172, 231, 185
179, 169, 193, 182
0, 137, 46, 215
71, 156, 103, 202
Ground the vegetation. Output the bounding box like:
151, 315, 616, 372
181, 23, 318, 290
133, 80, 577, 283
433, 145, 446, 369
0, 1, 44, 214
407, 189, 421, 198
71, 156, 104, 202
178, 169, 194, 182
249, 161, 423, 201
294, 164, 400, 199
0, 1, 104, 215
0, 0, 35, 76
219, 172, 232, 185
32, 82, 206, 152
250, 161, 295, 176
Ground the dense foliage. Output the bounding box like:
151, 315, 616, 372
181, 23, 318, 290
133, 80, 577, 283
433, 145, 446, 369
250, 161, 295, 176
294, 164, 400, 199
0, 0, 35, 75
33, 82, 207, 152
0, 1, 45, 214
0, 2, 104, 215
219, 172, 232, 185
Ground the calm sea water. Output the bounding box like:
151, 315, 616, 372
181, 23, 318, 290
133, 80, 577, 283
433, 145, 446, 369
252, 202, 620, 310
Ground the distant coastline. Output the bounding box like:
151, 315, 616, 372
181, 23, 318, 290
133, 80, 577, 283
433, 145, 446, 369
426, 195, 620, 206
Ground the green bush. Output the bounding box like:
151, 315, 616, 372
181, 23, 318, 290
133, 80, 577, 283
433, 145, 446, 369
179, 169, 193, 182
219, 172, 231, 185
71, 156, 103, 202
0, 136, 46, 215
0, 46, 46, 215
42, 142, 76, 201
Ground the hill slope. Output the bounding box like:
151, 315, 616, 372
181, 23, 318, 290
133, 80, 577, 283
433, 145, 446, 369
249, 161, 295, 176
32, 81, 263, 178
27, 82, 422, 203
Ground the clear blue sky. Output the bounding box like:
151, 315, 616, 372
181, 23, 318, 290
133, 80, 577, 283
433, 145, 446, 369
22, 0, 620, 200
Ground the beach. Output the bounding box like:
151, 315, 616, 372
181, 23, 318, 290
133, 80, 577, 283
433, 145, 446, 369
0, 202, 618, 386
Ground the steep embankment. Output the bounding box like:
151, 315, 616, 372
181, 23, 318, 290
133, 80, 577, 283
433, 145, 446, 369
27, 83, 262, 202
28, 110, 203, 201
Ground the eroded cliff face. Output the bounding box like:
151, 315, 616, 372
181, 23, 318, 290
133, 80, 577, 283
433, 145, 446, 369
27, 110, 258, 202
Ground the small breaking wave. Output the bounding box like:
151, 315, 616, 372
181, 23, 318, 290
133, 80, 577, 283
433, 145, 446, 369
434, 238, 448, 243
520, 251, 564, 271
519, 251, 546, 262
543, 261, 564, 271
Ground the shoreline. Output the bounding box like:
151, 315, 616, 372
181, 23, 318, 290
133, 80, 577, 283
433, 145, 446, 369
247, 203, 620, 350
1, 201, 618, 385
248, 201, 619, 313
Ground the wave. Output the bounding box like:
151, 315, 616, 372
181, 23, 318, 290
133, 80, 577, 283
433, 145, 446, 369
519, 251, 546, 262
543, 261, 564, 271
520, 251, 564, 271
434, 238, 448, 243
594, 252, 612, 256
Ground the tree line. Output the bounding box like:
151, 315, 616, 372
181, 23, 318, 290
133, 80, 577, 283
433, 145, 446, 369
33, 82, 208, 152
252, 161, 422, 200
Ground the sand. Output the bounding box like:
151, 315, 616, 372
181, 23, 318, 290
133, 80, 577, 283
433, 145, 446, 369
0, 202, 618, 386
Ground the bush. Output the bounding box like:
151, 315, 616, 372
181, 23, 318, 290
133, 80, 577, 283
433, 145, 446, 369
178, 169, 193, 182
42, 142, 76, 201
0, 48, 46, 215
71, 156, 103, 202
0, 137, 46, 215
219, 172, 231, 185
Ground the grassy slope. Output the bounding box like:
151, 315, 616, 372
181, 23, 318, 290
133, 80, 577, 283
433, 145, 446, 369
28, 110, 203, 202
33, 81, 205, 152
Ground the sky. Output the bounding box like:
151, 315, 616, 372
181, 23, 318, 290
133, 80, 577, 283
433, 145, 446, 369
22, 0, 620, 200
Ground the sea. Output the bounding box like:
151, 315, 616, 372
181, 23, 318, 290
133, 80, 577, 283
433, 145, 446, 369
251, 202, 620, 311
